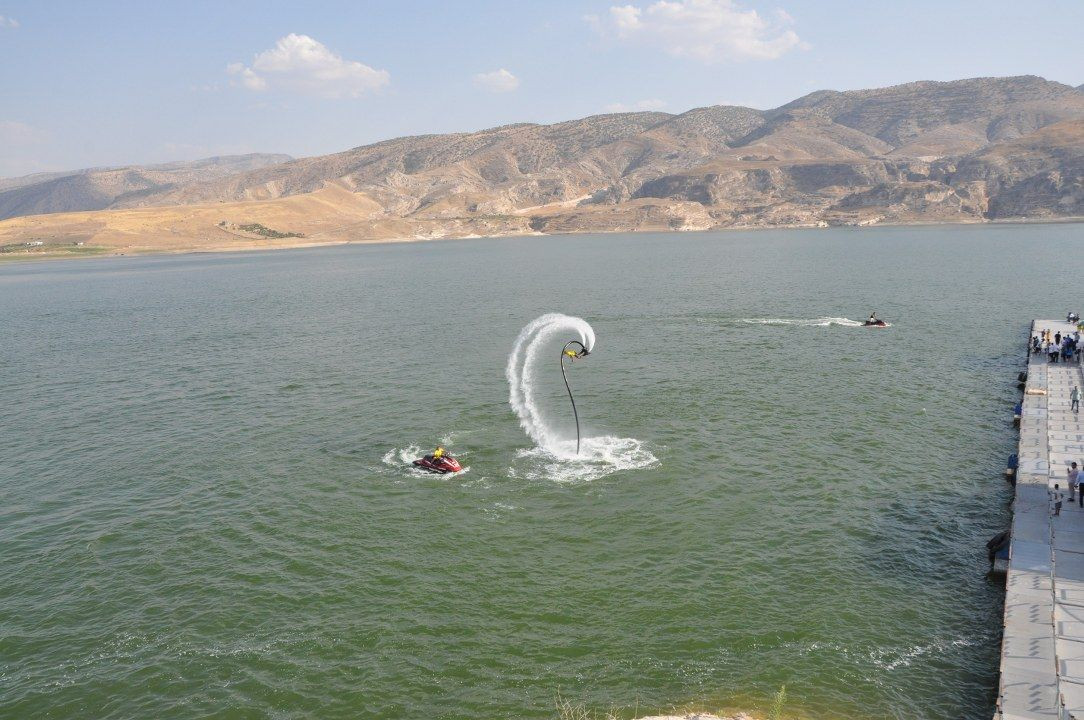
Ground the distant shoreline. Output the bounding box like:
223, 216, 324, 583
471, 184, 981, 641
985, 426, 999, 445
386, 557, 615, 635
1, 215, 1082, 266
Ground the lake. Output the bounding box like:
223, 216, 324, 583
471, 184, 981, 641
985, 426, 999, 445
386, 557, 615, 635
1, 224, 1071, 719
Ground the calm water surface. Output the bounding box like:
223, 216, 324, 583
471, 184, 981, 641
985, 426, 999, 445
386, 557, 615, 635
2, 225, 1077, 719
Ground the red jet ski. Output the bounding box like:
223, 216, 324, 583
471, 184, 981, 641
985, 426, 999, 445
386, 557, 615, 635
412, 452, 462, 474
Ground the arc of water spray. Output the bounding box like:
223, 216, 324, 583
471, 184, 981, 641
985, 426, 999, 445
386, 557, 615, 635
507, 314, 596, 457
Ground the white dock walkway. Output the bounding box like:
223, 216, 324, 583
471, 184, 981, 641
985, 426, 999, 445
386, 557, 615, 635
997, 320, 1084, 720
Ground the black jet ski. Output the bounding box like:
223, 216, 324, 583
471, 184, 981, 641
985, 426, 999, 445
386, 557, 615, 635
863, 319, 888, 327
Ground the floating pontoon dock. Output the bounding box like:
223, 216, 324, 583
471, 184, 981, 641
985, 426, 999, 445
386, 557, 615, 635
996, 320, 1084, 719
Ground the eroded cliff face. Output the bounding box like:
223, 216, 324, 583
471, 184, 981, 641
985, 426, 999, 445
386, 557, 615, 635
4, 76, 1084, 250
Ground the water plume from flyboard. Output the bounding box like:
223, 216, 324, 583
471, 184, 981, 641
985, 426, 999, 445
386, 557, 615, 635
506, 313, 594, 456
506, 314, 657, 479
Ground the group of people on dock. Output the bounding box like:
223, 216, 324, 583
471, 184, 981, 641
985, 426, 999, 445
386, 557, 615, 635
1047, 316, 1084, 516
1032, 326, 1084, 363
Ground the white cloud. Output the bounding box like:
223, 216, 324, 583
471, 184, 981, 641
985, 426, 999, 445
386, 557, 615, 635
0, 15, 19, 28
593, 0, 802, 63
605, 98, 667, 112
226, 62, 268, 91
227, 34, 389, 98
473, 69, 520, 93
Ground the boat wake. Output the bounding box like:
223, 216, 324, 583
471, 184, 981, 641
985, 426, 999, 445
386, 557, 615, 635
506, 314, 657, 481
738, 316, 873, 327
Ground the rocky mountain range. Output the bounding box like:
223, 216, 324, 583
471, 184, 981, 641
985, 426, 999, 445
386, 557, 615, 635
2, 75, 1083, 256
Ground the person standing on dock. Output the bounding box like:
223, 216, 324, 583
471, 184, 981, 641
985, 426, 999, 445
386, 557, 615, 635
1073, 386, 1081, 414
1050, 341, 1060, 363
1056, 331, 1063, 346
1053, 483, 1064, 516
1069, 462, 1079, 502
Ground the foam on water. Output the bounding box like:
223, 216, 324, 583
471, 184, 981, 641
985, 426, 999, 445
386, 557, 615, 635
511, 435, 658, 483
382, 444, 423, 466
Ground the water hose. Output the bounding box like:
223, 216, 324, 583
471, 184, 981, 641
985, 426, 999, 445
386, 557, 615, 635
560, 340, 589, 454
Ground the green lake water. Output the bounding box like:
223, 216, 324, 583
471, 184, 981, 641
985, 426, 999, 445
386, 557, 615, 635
2, 224, 1076, 719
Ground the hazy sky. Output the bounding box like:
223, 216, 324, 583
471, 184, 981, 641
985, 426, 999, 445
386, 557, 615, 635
2, 0, 1083, 177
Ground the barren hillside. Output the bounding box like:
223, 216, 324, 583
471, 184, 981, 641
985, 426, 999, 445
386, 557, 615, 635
0, 154, 291, 221
3, 76, 1084, 258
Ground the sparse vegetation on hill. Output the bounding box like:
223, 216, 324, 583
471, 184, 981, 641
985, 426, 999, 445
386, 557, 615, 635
0, 240, 106, 260
218, 220, 304, 239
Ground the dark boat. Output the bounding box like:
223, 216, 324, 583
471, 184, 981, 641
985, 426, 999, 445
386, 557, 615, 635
863, 319, 888, 327
412, 454, 462, 474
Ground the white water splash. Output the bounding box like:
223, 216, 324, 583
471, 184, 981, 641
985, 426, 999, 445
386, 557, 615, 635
739, 316, 872, 327
507, 313, 595, 452
382, 445, 423, 466
512, 436, 658, 483
506, 314, 656, 480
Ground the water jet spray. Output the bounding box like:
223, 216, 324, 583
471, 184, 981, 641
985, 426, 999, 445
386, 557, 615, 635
506, 314, 594, 456
506, 313, 657, 479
